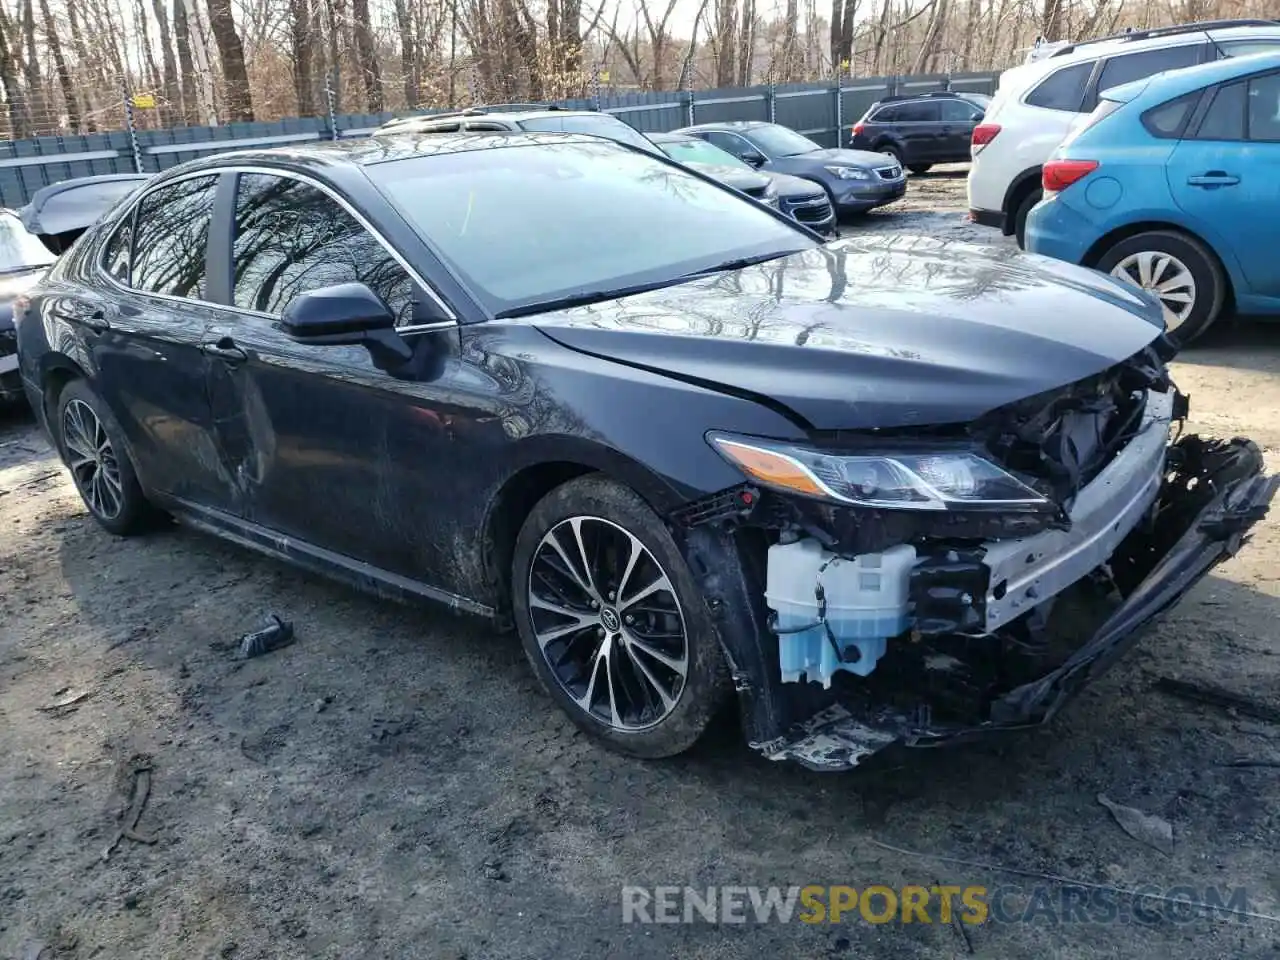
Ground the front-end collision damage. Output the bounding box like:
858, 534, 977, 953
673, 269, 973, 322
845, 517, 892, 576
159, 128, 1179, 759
676, 349, 1278, 771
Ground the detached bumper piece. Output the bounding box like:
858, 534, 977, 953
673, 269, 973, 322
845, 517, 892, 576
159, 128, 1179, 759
756, 436, 1277, 771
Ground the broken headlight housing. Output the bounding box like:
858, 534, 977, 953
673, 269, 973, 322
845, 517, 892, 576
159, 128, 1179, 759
708, 433, 1052, 512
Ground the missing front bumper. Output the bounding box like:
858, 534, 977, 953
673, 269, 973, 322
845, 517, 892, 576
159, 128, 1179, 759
687, 435, 1276, 772
763, 437, 1276, 770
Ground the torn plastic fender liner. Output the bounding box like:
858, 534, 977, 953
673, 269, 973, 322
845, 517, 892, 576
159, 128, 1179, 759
711, 436, 1278, 772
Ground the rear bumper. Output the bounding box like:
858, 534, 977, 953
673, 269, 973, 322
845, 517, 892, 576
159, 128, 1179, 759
1024, 195, 1095, 265
969, 207, 1005, 230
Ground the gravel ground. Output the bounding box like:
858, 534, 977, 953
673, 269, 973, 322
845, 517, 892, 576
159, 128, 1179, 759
2, 167, 1279, 960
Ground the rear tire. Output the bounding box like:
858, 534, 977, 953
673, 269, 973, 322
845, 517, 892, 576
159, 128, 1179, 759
55, 379, 157, 536
876, 144, 903, 167
1095, 230, 1225, 347
511, 475, 729, 759
1013, 188, 1042, 249
908, 163, 932, 175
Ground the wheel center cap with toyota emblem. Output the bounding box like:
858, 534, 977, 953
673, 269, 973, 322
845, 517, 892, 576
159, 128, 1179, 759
600, 607, 621, 633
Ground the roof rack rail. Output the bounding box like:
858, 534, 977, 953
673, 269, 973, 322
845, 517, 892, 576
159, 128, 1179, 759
380, 102, 581, 126
1050, 18, 1280, 57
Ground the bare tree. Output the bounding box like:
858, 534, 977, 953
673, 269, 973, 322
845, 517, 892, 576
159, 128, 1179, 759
351, 0, 383, 110
40, 0, 79, 130
207, 0, 253, 120
18, 0, 47, 129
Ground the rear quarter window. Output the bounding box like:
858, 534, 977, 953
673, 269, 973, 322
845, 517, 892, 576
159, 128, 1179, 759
1025, 61, 1094, 112
1140, 91, 1201, 138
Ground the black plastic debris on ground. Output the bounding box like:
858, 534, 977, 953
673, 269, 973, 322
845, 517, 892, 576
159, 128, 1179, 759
236, 615, 295, 659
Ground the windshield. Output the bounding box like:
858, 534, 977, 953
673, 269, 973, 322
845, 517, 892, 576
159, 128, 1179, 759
748, 125, 821, 157
370, 140, 813, 316
0, 212, 56, 273
517, 115, 661, 154
659, 138, 751, 170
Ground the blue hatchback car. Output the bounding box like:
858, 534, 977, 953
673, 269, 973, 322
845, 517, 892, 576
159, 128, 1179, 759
1026, 50, 1280, 344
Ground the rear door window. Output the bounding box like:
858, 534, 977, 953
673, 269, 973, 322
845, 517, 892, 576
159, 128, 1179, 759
1194, 81, 1247, 140
940, 98, 979, 121
1248, 73, 1280, 142
230, 172, 416, 323
130, 175, 219, 300
1094, 44, 1204, 100
1025, 61, 1094, 112
897, 101, 940, 122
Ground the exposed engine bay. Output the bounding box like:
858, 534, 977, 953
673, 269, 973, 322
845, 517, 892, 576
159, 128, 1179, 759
676, 345, 1278, 770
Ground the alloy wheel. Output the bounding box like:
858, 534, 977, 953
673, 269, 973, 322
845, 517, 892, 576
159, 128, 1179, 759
61, 398, 123, 520
1109, 251, 1196, 332
527, 516, 689, 731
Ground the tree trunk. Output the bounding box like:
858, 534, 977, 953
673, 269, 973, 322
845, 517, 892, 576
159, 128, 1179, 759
173, 0, 197, 122
714, 0, 736, 87
136, 0, 164, 104
206, 0, 253, 121
149, 0, 183, 125
779, 0, 799, 81
0, 8, 27, 138
735, 0, 754, 86
351, 0, 382, 112
19, 0, 47, 131
393, 0, 417, 106
910, 0, 946, 73
324, 0, 341, 111
39, 0, 80, 131
1040, 0, 1063, 41
290, 0, 316, 114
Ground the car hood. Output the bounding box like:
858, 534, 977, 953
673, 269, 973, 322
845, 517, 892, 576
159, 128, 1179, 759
530, 236, 1165, 431
790, 147, 894, 169
767, 172, 825, 199
685, 161, 770, 192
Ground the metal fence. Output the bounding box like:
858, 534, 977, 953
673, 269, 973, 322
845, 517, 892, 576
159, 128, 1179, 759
0, 70, 998, 209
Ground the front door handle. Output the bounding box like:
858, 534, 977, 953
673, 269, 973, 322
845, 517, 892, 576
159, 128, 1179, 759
1187, 171, 1240, 188
202, 337, 249, 365
57, 307, 109, 331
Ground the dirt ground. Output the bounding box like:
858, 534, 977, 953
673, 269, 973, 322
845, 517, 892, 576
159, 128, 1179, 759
2, 166, 1279, 960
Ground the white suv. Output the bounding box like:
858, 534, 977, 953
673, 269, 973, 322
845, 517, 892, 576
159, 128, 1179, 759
967, 19, 1280, 246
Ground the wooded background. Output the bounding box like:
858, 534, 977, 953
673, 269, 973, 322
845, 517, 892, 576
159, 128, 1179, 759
0, 0, 1275, 137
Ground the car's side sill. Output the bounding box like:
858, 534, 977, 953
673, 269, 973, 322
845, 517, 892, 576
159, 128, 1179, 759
165, 499, 497, 620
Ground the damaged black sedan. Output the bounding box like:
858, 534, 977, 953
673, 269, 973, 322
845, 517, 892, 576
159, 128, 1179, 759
14, 132, 1276, 770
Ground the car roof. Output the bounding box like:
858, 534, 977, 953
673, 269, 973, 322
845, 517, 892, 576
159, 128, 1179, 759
158, 131, 616, 176
1009, 19, 1280, 85
1105, 47, 1280, 103
381, 108, 604, 131
677, 121, 770, 132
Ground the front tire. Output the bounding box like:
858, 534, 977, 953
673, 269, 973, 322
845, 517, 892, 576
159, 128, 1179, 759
1095, 230, 1224, 346
511, 475, 729, 759
55, 379, 155, 535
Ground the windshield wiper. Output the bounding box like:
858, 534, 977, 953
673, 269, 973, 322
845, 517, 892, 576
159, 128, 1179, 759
681, 249, 802, 278
495, 277, 689, 319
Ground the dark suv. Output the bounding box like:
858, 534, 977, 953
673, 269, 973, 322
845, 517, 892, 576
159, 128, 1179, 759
376, 104, 665, 156
849, 92, 991, 173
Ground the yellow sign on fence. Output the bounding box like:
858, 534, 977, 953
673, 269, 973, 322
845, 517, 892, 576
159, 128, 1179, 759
131, 94, 156, 109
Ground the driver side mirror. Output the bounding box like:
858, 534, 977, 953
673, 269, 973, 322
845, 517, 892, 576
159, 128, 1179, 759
740, 149, 766, 167
278, 282, 413, 368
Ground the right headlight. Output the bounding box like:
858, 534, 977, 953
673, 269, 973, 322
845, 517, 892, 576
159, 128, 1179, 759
708, 433, 1051, 512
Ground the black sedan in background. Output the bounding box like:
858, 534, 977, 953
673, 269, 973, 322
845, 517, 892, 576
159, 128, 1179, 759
649, 132, 837, 236
675, 120, 907, 215
14, 132, 1275, 771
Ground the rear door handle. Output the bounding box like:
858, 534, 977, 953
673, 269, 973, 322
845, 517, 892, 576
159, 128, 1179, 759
201, 337, 249, 365
1187, 172, 1240, 187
